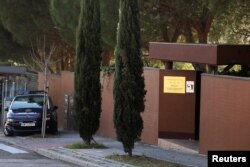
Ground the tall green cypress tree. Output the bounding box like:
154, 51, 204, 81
74, 0, 101, 145
113, 0, 146, 156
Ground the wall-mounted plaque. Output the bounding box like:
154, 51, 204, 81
164, 76, 186, 94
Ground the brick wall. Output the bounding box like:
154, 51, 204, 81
39, 71, 250, 152
97, 73, 116, 138
38, 71, 74, 130
140, 68, 160, 144
38, 69, 160, 145
97, 68, 160, 145
199, 74, 250, 154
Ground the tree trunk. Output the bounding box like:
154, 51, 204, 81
128, 149, 132, 157
198, 32, 208, 44
184, 19, 193, 43
171, 26, 180, 42
125, 147, 133, 157
84, 139, 91, 145
190, 12, 214, 72
101, 48, 112, 66
160, 23, 170, 42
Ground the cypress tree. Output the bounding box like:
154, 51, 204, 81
113, 0, 146, 156
74, 0, 101, 145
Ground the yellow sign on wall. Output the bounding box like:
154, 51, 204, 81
164, 76, 186, 94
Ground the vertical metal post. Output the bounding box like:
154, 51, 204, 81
2, 79, 8, 129
41, 64, 48, 138
24, 81, 27, 92
66, 95, 70, 129
11, 81, 15, 97
165, 61, 173, 70
5, 80, 8, 98
1, 81, 4, 128
16, 77, 19, 95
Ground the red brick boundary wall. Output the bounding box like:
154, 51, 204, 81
98, 68, 160, 144
39, 70, 250, 153
38, 71, 74, 130
199, 74, 250, 154
38, 68, 160, 145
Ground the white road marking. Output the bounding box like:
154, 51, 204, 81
0, 143, 28, 154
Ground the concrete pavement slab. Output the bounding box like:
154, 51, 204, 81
0, 131, 207, 167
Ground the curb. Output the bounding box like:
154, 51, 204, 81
35, 148, 135, 167
36, 148, 100, 167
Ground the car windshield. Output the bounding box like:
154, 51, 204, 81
10, 95, 44, 110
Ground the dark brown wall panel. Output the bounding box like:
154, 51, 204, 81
158, 70, 199, 139
149, 42, 250, 65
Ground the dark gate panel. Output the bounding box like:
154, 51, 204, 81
158, 70, 200, 140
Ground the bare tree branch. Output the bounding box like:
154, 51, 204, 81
25, 36, 59, 73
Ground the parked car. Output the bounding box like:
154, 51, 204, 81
3, 93, 58, 136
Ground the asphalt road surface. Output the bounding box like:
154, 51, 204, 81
0, 142, 78, 167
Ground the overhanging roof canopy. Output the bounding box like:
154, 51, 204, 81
0, 66, 27, 75
149, 42, 250, 65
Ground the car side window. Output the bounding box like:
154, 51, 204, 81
48, 97, 54, 110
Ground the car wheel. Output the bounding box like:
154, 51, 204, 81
3, 124, 13, 137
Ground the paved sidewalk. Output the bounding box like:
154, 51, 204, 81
0, 131, 207, 167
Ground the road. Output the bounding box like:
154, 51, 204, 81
0, 141, 78, 167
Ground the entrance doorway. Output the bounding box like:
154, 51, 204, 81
158, 70, 200, 140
